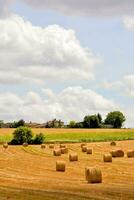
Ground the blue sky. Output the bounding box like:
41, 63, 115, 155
0, 0, 134, 126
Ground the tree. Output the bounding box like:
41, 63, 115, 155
83, 115, 100, 128
104, 111, 125, 128
68, 121, 76, 128
97, 113, 102, 124
75, 122, 84, 128
11, 126, 33, 145
0, 120, 4, 128
17, 119, 25, 127
11, 119, 25, 128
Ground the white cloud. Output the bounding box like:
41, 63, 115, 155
0, 14, 99, 85
21, 0, 134, 17
123, 16, 134, 30
0, 87, 117, 122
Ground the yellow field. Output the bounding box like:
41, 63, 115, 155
0, 140, 134, 200
0, 128, 134, 135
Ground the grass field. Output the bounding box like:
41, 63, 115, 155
0, 128, 134, 143
0, 140, 134, 200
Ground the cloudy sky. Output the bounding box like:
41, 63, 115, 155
0, 0, 134, 127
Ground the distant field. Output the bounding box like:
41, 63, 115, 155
0, 128, 134, 143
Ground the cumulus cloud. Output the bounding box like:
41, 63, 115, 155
20, 0, 134, 17
123, 16, 134, 30
0, 14, 99, 85
0, 87, 117, 122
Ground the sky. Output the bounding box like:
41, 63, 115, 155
0, 0, 134, 127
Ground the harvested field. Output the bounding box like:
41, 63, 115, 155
0, 140, 134, 200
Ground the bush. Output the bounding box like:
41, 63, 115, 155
11, 126, 33, 145
33, 133, 45, 144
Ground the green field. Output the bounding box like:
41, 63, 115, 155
45, 131, 134, 143
0, 128, 134, 143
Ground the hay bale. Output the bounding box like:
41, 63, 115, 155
81, 143, 86, 148
127, 150, 134, 158
85, 167, 102, 183
103, 154, 112, 162
82, 146, 87, 152
110, 149, 124, 157
49, 144, 54, 149
3, 143, 8, 149
41, 144, 46, 149
86, 148, 92, 154
56, 161, 66, 172
60, 144, 66, 148
23, 142, 28, 147
110, 141, 116, 146
53, 149, 61, 156
61, 147, 68, 154
69, 153, 78, 161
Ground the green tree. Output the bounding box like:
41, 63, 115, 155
97, 113, 102, 124
104, 111, 125, 128
11, 119, 25, 128
17, 119, 25, 127
68, 121, 76, 128
83, 115, 100, 128
75, 122, 84, 128
0, 120, 4, 128
11, 126, 33, 145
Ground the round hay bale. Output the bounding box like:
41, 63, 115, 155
60, 144, 66, 148
69, 153, 78, 161
110, 141, 116, 146
56, 161, 66, 172
103, 154, 112, 162
86, 148, 92, 154
82, 146, 87, 152
41, 144, 46, 149
3, 143, 8, 149
85, 167, 102, 183
127, 150, 134, 158
23, 143, 28, 147
53, 149, 61, 156
49, 144, 54, 149
61, 147, 68, 154
110, 149, 124, 157
81, 143, 86, 148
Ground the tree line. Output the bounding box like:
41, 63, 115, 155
0, 111, 126, 129
68, 111, 126, 129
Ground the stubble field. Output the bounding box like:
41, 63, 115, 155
0, 140, 134, 200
